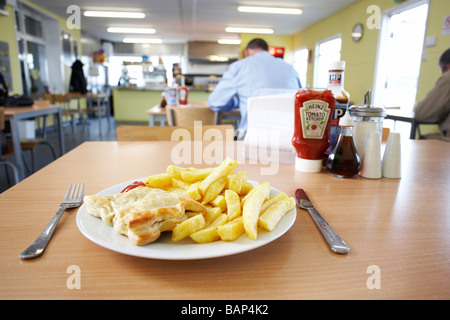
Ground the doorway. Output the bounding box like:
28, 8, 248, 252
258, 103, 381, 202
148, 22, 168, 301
373, 0, 429, 111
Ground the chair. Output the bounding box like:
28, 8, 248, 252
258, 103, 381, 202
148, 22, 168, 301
116, 124, 235, 141
53, 93, 80, 133
0, 107, 20, 185
81, 93, 110, 134
166, 105, 216, 126
19, 100, 57, 173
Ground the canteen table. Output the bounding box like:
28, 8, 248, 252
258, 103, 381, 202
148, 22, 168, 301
0, 139, 448, 301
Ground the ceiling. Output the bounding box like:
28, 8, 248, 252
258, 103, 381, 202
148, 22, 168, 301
31, 0, 360, 43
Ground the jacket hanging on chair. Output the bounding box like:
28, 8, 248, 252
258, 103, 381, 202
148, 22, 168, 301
69, 60, 87, 94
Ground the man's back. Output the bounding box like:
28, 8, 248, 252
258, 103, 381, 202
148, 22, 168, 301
208, 51, 301, 133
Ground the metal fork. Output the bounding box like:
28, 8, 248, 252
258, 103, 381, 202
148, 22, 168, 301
19, 183, 84, 260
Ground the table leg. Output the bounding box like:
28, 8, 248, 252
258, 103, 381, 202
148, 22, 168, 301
214, 112, 220, 125
149, 115, 155, 126
55, 110, 65, 155
410, 121, 417, 139
9, 117, 25, 181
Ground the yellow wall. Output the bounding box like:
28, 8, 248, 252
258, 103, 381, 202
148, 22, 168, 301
0, 6, 21, 94
292, 0, 450, 105
0, 1, 82, 95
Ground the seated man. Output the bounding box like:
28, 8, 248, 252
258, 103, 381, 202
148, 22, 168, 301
414, 48, 450, 141
208, 38, 301, 139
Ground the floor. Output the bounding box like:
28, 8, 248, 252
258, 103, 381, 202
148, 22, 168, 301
0, 116, 117, 194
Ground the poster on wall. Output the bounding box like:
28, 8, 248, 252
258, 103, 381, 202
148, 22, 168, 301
269, 46, 285, 58
442, 15, 450, 36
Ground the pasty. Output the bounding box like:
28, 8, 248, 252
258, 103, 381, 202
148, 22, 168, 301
84, 186, 207, 245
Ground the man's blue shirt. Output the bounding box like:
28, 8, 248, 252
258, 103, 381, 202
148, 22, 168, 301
208, 51, 301, 132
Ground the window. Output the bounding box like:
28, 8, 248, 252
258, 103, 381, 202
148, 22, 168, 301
14, 3, 64, 95
314, 36, 342, 88
373, 0, 428, 111
293, 48, 308, 88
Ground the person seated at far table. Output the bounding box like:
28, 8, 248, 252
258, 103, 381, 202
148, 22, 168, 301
208, 38, 302, 139
414, 48, 450, 141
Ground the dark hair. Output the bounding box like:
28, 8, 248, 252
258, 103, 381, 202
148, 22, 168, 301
439, 48, 450, 67
246, 38, 269, 51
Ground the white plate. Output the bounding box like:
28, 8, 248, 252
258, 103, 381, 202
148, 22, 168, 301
76, 178, 296, 260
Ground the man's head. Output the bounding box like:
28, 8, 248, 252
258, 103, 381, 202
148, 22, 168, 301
244, 38, 269, 57
439, 48, 450, 73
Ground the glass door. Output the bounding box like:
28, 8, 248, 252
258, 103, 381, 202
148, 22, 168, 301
373, 1, 429, 111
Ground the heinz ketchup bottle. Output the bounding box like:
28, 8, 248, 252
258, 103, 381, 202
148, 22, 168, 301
292, 89, 336, 173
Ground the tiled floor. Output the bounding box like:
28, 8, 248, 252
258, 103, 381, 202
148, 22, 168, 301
0, 116, 117, 193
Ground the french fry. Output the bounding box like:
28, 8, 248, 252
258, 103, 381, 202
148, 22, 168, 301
259, 197, 295, 231
242, 182, 270, 240
198, 158, 238, 195
190, 214, 228, 243
181, 167, 213, 182
202, 176, 227, 204
172, 214, 206, 242
166, 165, 183, 179
217, 217, 244, 241
260, 193, 289, 215
209, 194, 227, 212
186, 182, 201, 201
239, 182, 253, 196
204, 206, 222, 226
172, 178, 192, 190
228, 171, 247, 194
144, 173, 172, 188
224, 189, 241, 221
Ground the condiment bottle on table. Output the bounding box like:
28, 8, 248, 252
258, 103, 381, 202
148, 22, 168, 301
326, 112, 360, 177
327, 61, 350, 150
292, 89, 336, 173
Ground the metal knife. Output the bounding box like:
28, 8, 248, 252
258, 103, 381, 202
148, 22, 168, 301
295, 189, 350, 254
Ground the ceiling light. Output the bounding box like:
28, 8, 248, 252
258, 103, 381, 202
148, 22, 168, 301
84, 11, 145, 18
107, 27, 156, 34
225, 27, 274, 34
122, 38, 163, 44
218, 39, 241, 45
237, 6, 302, 15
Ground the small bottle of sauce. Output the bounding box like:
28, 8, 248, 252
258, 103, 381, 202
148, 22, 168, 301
326, 112, 360, 177
292, 89, 336, 172
327, 61, 350, 150
178, 86, 189, 105
178, 76, 189, 105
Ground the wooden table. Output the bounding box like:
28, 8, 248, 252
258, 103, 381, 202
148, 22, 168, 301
147, 105, 241, 127
4, 104, 65, 181
0, 140, 449, 300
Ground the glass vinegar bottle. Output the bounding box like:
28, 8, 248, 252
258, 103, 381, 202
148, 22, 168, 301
327, 112, 360, 178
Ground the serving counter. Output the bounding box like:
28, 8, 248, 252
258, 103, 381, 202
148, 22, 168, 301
113, 87, 211, 123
